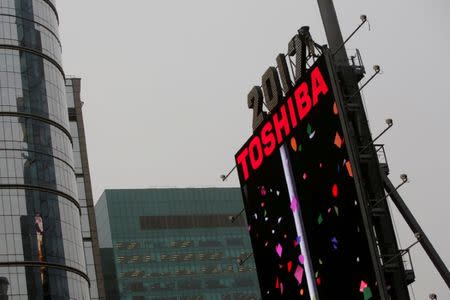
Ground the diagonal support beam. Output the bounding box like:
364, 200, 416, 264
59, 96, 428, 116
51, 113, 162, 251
381, 172, 450, 289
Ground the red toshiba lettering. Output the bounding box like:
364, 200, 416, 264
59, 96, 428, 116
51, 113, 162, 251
236, 148, 250, 181
272, 104, 291, 145
311, 66, 329, 105
249, 136, 264, 171
294, 82, 312, 120
261, 121, 276, 157
287, 97, 298, 129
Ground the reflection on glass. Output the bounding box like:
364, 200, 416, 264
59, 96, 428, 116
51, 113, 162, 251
35, 214, 48, 293
0, 277, 9, 299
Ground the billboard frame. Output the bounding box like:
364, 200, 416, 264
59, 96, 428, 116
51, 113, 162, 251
236, 48, 391, 298
323, 50, 389, 298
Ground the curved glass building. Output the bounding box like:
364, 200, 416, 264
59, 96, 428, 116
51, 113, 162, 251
0, 0, 90, 298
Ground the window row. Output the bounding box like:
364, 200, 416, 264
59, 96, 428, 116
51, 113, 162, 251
115, 250, 254, 265
0, 266, 90, 300
0, 50, 69, 130
117, 265, 257, 280
139, 215, 246, 230
114, 235, 250, 251
0, 150, 78, 199
0, 15, 62, 64
140, 294, 258, 300
121, 277, 257, 293
0, 212, 86, 272
0, 116, 74, 166
0, 0, 60, 35
0, 189, 80, 225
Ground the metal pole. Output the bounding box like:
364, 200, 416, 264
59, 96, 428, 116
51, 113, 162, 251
280, 145, 319, 300
381, 172, 450, 289
316, 0, 349, 65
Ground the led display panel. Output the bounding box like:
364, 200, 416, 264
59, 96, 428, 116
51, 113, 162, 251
240, 150, 308, 298
235, 55, 379, 299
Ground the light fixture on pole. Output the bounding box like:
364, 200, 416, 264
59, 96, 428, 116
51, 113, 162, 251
228, 208, 245, 223
372, 174, 408, 208
237, 253, 254, 266
220, 165, 237, 182
346, 65, 382, 103
333, 15, 369, 57
360, 118, 394, 153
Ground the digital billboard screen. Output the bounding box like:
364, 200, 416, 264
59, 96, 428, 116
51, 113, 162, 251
236, 54, 379, 299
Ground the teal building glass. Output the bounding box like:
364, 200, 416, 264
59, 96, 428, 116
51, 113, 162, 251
95, 188, 261, 300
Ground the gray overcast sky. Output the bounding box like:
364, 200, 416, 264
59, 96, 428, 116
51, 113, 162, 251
58, 0, 449, 298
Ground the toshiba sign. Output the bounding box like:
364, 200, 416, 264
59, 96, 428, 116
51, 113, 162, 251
235, 57, 329, 182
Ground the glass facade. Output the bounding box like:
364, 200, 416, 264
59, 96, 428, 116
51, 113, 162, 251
95, 188, 261, 300
65, 78, 105, 300
0, 0, 90, 298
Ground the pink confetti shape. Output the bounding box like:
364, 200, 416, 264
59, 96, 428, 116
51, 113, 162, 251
303, 173, 308, 180
360, 280, 368, 292
299, 254, 305, 264
260, 186, 267, 196
248, 225, 251, 232
290, 197, 299, 212
280, 282, 284, 295
295, 265, 304, 285
276, 244, 283, 257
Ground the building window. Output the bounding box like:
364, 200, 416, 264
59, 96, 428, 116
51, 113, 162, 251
139, 215, 245, 230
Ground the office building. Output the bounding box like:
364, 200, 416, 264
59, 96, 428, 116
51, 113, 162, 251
65, 78, 105, 299
0, 1, 100, 298
95, 188, 260, 300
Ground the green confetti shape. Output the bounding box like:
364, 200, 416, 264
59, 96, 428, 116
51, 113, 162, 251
363, 287, 373, 300
317, 214, 323, 225
334, 206, 339, 216
307, 124, 312, 135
